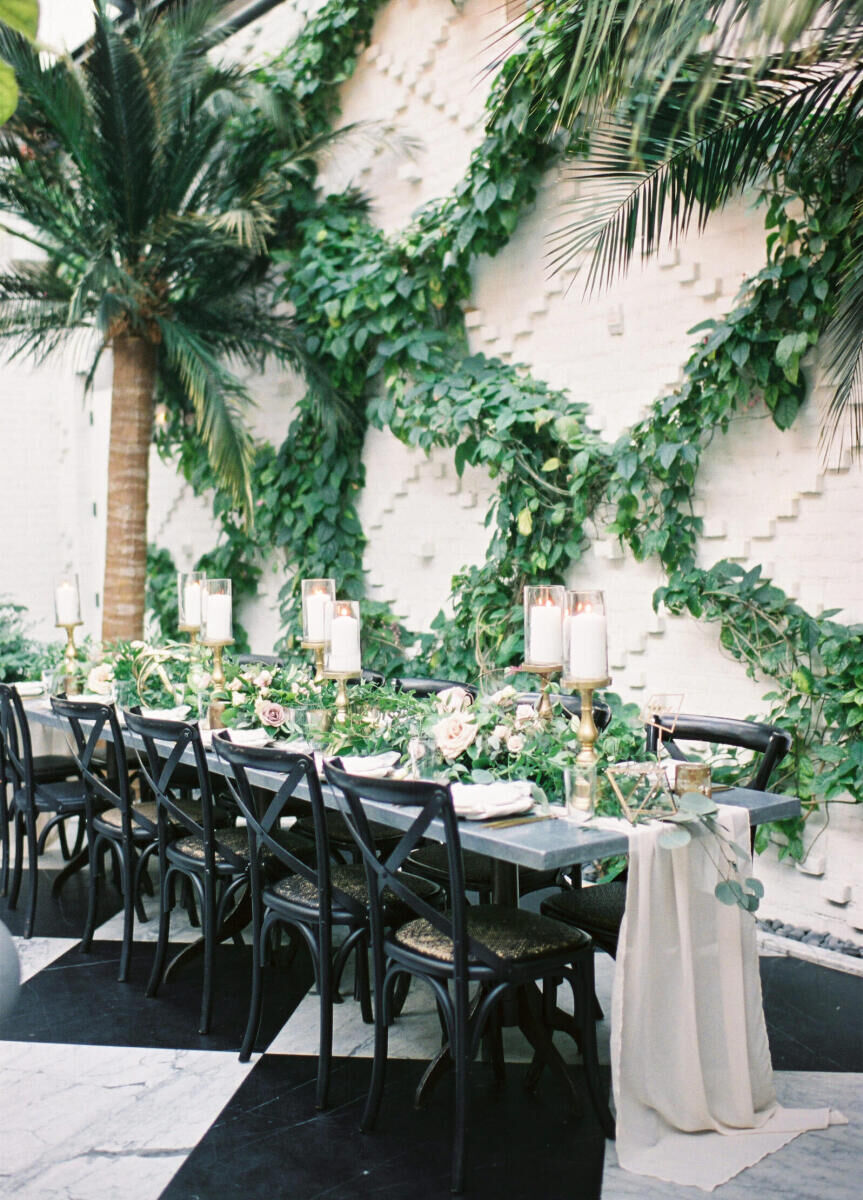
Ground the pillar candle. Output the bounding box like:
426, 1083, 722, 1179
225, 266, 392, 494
55, 581, 79, 626
305, 590, 328, 643
205, 593, 232, 642
329, 608, 361, 672
528, 600, 563, 665
566, 607, 608, 680
183, 581, 202, 627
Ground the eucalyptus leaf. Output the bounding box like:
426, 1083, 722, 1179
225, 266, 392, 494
658, 825, 692, 849
744, 877, 765, 898
714, 880, 738, 905
677, 790, 718, 815
470, 768, 495, 784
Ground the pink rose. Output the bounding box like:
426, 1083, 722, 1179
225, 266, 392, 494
433, 713, 478, 760
435, 686, 474, 714
258, 701, 286, 728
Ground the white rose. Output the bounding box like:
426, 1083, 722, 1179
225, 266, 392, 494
253, 669, 274, 689
435, 686, 474, 714
488, 685, 517, 707
506, 732, 525, 755
488, 723, 509, 751
515, 703, 536, 728
86, 663, 113, 696
228, 677, 245, 693
433, 713, 478, 760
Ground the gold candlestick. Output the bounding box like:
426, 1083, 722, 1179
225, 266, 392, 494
301, 640, 326, 682
521, 662, 562, 721
323, 670, 352, 724
56, 621, 83, 695
203, 638, 233, 729
179, 625, 199, 646
561, 676, 611, 765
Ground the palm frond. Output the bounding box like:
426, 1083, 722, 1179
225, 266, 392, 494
822, 218, 863, 456
550, 44, 863, 289
156, 316, 256, 519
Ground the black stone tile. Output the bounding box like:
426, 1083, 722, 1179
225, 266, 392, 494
0, 863, 122, 938
161, 1053, 607, 1200
760, 955, 863, 1071
0, 937, 314, 1053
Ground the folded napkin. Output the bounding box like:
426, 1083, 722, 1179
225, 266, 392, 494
225, 727, 270, 748
337, 751, 400, 778
13, 681, 44, 697
451, 780, 533, 821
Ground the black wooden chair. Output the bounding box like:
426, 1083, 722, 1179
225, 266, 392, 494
0, 683, 88, 937
541, 714, 793, 958
123, 707, 278, 1035
213, 735, 441, 1108
50, 696, 159, 982
323, 761, 614, 1194
408, 696, 613, 903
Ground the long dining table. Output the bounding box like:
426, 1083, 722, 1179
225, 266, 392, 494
23, 696, 801, 885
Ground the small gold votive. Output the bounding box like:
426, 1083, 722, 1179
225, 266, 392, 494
674, 762, 712, 797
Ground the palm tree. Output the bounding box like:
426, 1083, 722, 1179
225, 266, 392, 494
0, 1, 38, 125
519, 0, 863, 447
0, 0, 314, 639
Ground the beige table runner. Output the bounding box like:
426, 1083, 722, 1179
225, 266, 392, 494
609, 805, 845, 1191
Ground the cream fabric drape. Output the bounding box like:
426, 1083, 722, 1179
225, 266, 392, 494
609, 805, 845, 1191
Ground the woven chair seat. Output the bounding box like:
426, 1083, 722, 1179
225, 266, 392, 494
295, 808, 402, 851
541, 881, 627, 937
408, 843, 557, 896
267, 864, 440, 916
394, 903, 591, 965
171, 826, 309, 868
94, 800, 224, 833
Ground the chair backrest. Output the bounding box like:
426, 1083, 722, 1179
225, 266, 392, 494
323, 760, 510, 984
50, 696, 137, 829
392, 677, 479, 700
236, 654, 284, 668
517, 691, 612, 731
212, 733, 354, 917
123, 708, 246, 873
645, 713, 792, 791
0, 683, 35, 800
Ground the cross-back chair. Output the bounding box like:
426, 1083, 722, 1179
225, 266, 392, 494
123, 707, 254, 1035
323, 761, 613, 1194
0, 683, 87, 937
50, 696, 157, 981
214, 735, 440, 1107
542, 713, 793, 958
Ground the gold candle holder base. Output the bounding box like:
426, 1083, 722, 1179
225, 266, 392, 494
521, 662, 562, 721
56, 621, 83, 696
178, 625, 199, 646
322, 670, 353, 724
301, 640, 326, 682
202, 639, 233, 729
562, 676, 611, 765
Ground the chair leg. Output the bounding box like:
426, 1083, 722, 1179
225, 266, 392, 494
118, 841, 136, 984
57, 820, 71, 861
0, 793, 9, 897
572, 959, 615, 1139
8, 811, 23, 909
146, 865, 173, 999
24, 815, 39, 939
80, 828, 100, 954
199, 874, 216, 1035
239, 910, 266, 1064
317, 938, 333, 1110
355, 938, 373, 1025
71, 816, 86, 857
451, 986, 469, 1195
360, 963, 391, 1133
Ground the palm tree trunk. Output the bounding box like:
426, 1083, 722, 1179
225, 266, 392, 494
101, 335, 157, 642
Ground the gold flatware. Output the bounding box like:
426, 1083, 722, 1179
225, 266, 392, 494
485, 813, 554, 830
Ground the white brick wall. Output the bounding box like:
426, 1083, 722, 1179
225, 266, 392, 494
5, 0, 860, 941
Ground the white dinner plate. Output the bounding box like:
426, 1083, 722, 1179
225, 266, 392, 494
12, 681, 44, 697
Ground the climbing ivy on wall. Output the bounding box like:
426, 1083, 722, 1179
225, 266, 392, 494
153, 0, 863, 850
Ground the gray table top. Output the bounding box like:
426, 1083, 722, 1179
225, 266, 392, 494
25, 698, 801, 872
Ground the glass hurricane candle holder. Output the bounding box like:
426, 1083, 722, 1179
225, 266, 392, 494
301, 578, 335, 645
524, 585, 564, 667
202, 578, 233, 645
563, 590, 608, 684
177, 570, 206, 639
